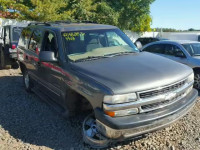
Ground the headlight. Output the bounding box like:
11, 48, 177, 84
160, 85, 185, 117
103, 93, 137, 104
187, 73, 194, 83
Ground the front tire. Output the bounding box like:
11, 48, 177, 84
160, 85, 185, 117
23, 70, 32, 92
82, 113, 110, 148
194, 72, 200, 90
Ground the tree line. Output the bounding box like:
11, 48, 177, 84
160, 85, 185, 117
0, 0, 155, 32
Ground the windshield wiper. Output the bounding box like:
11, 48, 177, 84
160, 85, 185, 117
193, 54, 200, 56
74, 56, 109, 62
104, 51, 136, 57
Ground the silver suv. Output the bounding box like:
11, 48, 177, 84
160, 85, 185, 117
142, 40, 200, 89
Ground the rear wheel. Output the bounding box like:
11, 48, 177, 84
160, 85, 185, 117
23, 70, 32, 92
194, 72, 200, 90
0, 49, 11, 69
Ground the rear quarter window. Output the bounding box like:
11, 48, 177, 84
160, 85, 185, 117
18, 28, 33, 49
12, 27, 23, 42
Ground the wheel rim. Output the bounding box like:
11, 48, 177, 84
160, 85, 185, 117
24, 73, 30, 89
83, 114, 109, 148
194, 73, 200, 89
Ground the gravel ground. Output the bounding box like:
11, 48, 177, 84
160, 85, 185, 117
0, 69, 200, 150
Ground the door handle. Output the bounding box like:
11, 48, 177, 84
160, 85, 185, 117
37, 62, 41, 67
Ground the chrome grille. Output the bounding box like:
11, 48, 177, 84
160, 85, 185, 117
139, 80, 186, 99
138, 79, 192, 113
141, 92, 185, 111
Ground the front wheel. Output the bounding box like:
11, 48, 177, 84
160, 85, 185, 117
23, 70, 32, 92
82, 113, 110, 148
194, 72, 200, 90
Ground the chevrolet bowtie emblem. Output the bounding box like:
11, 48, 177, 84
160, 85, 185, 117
165, 92, 177, 101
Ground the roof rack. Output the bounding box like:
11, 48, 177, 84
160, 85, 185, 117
48, 20, 98, 24
27, 20, 98, 26
28, 22, 51, 26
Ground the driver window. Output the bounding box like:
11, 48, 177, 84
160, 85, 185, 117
164, 44, 183, 56
43, 32, 58, 57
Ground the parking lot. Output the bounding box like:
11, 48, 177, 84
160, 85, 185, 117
0, 69, 199, 150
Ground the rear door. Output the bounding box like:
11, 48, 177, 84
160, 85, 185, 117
143, 44, 165, 56
18, 27, 33, 62
26, 28, 43, 82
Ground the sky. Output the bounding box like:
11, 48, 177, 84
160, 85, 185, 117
150, 0, 200, 30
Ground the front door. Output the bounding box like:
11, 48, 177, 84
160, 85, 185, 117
163, 44, 189, 65
39, 31, 64, 105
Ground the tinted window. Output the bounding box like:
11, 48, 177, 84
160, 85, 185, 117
43, 32, 57, 57
12, 27, 23, 42
29, 29, 42, 52
198, 36, 200, 42
143, 44, 164, 54
136, 38, 158, 46
18, 28, 33, 48
164, 44, 182, 56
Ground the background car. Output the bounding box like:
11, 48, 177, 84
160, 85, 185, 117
0, 25, 25, 69
134, 37, 168, 49
142, 40, 200, 89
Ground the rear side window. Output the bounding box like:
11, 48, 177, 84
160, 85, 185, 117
12, 27, 23, 42
5, 27, 10, 44
29, 29, 42, 52
18, 28, 33, 48
143, 44, 164, 54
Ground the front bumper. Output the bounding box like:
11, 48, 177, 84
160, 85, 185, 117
95, 89, 198, 140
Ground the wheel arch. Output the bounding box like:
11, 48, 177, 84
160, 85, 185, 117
64, 88, 93, 114
19, 62, 26, 74
193, 67, 200, 74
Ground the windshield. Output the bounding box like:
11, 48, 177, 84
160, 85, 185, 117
62, 29, 139, 61
182, 43, 200, 56
12, 27, 23, 42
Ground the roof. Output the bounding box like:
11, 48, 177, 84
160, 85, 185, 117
28, 22, 118, 32
149, 40, 200, 45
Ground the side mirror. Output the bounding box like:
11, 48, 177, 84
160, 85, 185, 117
175, 51, 185, 58
135, 41, 143, 50
39, 51, 57, 62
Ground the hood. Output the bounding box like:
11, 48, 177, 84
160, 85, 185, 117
71, 52, 192, 94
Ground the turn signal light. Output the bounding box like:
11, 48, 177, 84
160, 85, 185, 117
104, 110, 115, 117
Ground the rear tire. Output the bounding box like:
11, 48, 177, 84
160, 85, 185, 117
23, 70, 32, 92
0, 49, 11, 69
